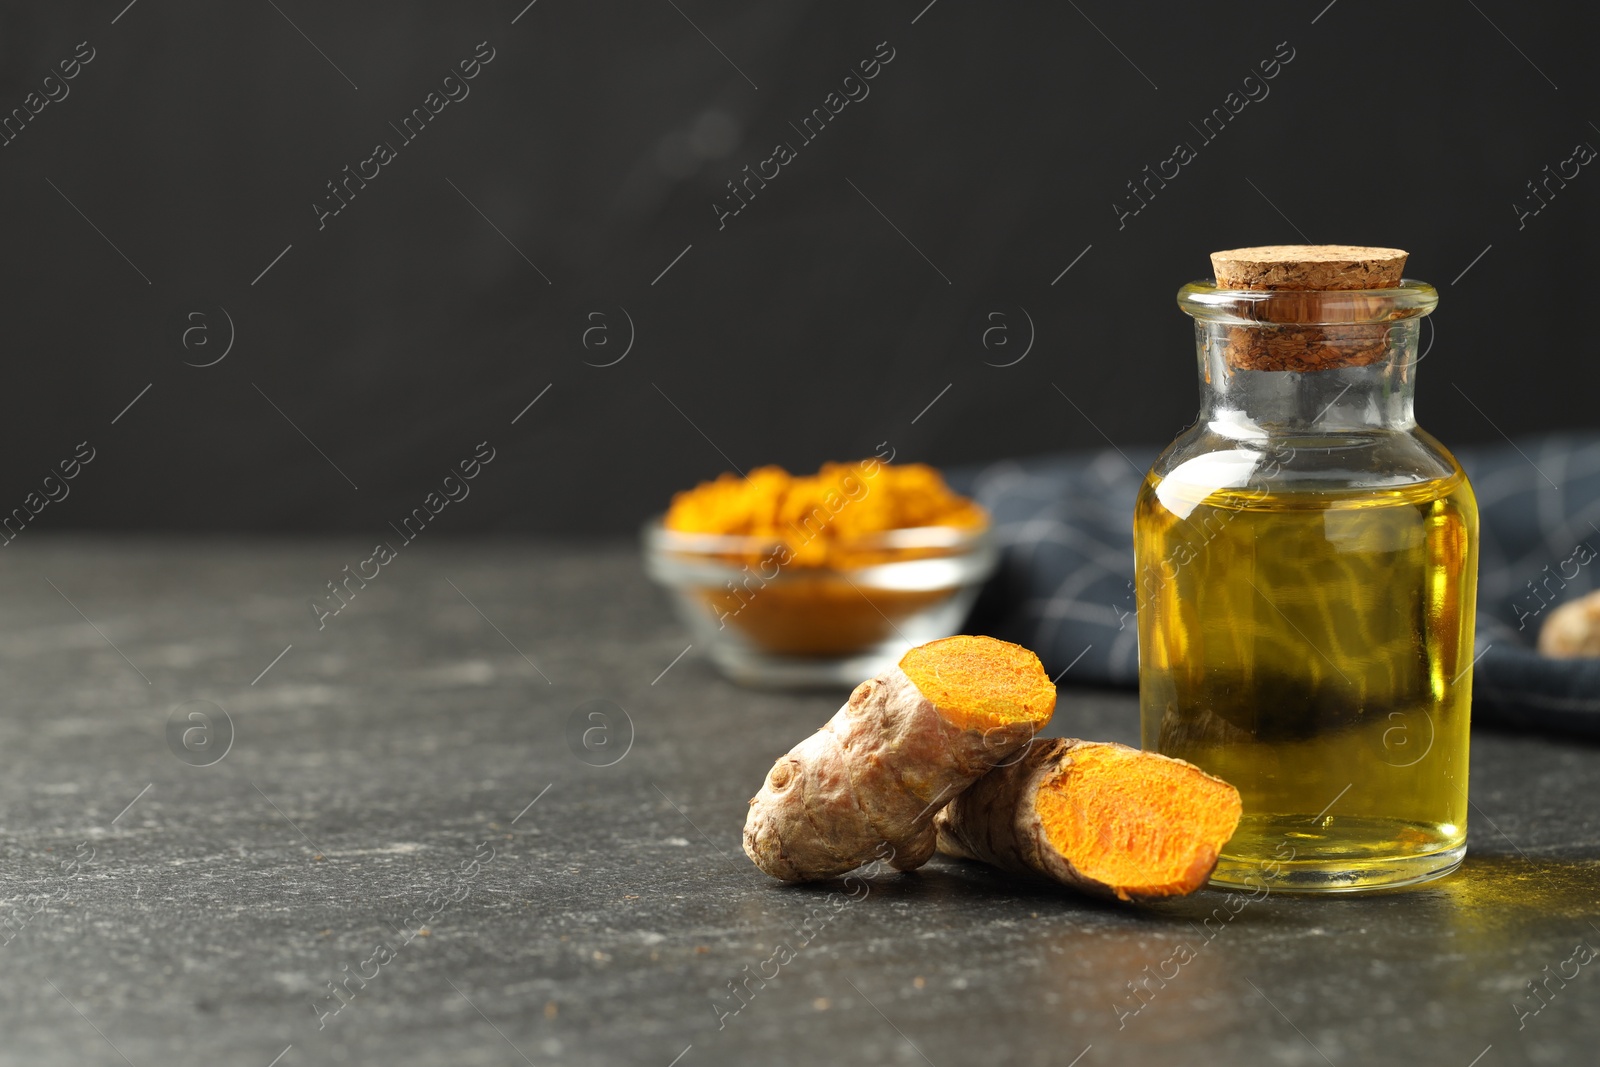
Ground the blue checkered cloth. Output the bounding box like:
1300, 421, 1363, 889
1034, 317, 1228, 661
952, 436, 1600, 738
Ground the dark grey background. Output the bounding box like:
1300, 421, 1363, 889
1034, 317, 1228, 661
3, 0, 1594, 536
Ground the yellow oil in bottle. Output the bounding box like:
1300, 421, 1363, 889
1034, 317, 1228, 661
1135, 470, 1478, 891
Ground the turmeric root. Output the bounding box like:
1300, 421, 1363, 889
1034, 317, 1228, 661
1538, 589, 1600, 658
934, 738, 1242, 901
743, 635, 1056, 882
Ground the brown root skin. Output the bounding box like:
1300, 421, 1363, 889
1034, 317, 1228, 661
934, 738, 1242, 902
1539, 588, 1600, 657
743, 636, 1054, 883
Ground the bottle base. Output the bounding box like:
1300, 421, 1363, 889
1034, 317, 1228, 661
1208, 815, 1467, 893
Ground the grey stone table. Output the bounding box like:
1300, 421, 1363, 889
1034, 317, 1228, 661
1, 538, 1597, 1067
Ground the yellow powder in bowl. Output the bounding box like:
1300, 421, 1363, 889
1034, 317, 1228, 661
664, 460, 985, 569
662, 461, 987, 656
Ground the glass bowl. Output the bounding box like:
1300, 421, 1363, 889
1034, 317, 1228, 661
642, 518, 999, 687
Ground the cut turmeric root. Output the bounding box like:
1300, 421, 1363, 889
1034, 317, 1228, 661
934, 738, 1242, 900
743, 635, 1056, 882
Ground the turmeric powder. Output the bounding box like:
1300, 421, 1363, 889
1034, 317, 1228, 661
662, 461, 987, 656
664, 460, 985, 570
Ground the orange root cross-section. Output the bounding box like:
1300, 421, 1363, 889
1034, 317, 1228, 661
935, 738, 1242, 900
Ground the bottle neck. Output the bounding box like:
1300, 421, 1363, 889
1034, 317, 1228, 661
1195, 317, 1422, 439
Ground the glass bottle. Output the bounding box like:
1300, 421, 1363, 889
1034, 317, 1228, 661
1135, 246, 1478, 892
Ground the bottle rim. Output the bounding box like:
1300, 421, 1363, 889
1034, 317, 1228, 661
1177, 279, 1437, 326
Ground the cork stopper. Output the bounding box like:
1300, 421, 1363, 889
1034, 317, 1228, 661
1208, 245, 1410, 372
